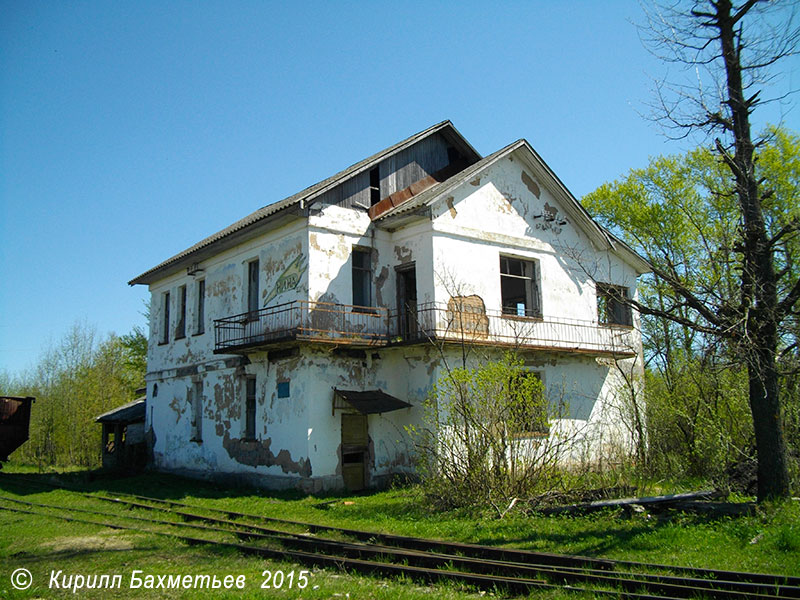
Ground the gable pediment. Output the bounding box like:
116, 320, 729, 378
375, 140, 650, 274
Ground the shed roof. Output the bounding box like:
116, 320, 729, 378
333, 389, 412, 415
129, 120, 479, 286
95, 398, 146, 425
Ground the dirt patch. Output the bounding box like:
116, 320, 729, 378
41, 534, 135, 553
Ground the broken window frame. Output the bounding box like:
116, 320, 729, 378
176, 285, 187, 339
160, 291, 170, 344
351, 248, 373, 311
369, 167, 380, 206
195, 279, 205, 335
597, 283, 633, 327
500, 256, 542, 318
244, 376, 257, 440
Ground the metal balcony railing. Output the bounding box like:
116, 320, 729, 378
214, 301, 390, 352
398, 301, 638, 356
214, 300, 638, 357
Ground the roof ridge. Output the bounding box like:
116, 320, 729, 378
129, 120, 468, 285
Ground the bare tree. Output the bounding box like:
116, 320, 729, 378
636, 0, 800, 500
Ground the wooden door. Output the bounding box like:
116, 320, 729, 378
341, 414, 368, 491
396, 266, 418, 339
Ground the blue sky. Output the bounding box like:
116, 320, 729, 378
1, 1, 798, 375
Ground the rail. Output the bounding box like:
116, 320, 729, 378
214, 300, 638, 356
2, 477, 798, 599
397, 301, 638, 356
214, 301, 390, 352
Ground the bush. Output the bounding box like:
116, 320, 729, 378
408, 352, 571, 512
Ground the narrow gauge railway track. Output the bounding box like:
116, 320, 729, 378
2, 478, 799, 599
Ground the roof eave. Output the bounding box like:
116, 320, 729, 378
129, 120, 477, 286
128, 207, 306, 286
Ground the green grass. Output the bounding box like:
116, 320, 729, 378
1, 463, 798, 598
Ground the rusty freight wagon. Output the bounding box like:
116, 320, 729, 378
0, 396, 35, 467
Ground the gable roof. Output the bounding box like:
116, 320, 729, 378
374, 139, 651, 274
129, 121, 480, 286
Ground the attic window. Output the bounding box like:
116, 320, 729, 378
369, 167, 380, 206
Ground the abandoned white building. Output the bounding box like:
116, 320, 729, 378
129, 121, 649, 492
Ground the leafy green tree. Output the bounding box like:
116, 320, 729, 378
629, 0, 800, 501
584, 128, 800, 495
121, 325, 148, 381
3, 321, 147, 468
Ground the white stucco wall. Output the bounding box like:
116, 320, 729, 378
144, 149, 645, 490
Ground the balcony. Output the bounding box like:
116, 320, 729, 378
214, 301, 391, 353
214, 300, 638, 357
403, 302, 638, 357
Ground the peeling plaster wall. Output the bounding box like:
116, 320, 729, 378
146, 220, 311, 483
149, 357, 313, 486
307, 205, 436, 311
426, 155, 644, 460
147, 220, 309, 374
144, 149, 644, 490
429, 156, 640, 322
301, 344, 434, 484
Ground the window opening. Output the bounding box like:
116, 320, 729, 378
160, 292, 170, 344
352, 249, 372, 308
191, 380, 203, 441
369, 167, 380, 206
245, 377, 256, 440
597, 284, 632, 326
248, 259, 260, 316
195, 279, 205, 334
500, 256, 541, 317
447, 145, 462, 165
510, 371, 548, 435
176, 285, 187, 339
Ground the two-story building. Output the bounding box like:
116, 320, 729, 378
129, 121, 649, 492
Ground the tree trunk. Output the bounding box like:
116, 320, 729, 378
748, 345, 791, 500
715, 0, 791, 500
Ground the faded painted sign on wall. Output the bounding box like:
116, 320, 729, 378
264, 254, 307, 306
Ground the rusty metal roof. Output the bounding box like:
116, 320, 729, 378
95, 398, 146, 424
373, 140, 525, 221
129, 120, 479, 286
333, 389, 412, 414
